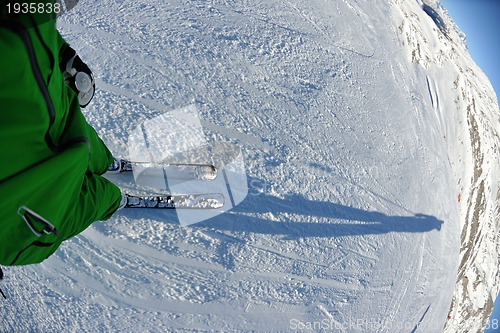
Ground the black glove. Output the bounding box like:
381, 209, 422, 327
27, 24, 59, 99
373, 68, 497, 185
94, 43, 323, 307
59, 46, 95, 108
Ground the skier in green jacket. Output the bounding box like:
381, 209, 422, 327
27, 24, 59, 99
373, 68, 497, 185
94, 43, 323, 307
0, 5, 124, 266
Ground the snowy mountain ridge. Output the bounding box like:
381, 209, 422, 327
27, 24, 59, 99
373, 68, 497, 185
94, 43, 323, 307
1, 0, 499, 332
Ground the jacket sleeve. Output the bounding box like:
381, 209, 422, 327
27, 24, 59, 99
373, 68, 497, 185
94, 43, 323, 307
57, 31, 70, 63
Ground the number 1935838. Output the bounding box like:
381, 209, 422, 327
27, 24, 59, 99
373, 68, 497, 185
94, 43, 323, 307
5, 2, 61, 15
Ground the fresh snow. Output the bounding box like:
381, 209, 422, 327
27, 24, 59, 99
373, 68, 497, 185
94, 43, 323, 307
1, 0, 498, 332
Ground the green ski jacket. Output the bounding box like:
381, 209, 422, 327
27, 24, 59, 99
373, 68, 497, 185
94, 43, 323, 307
0, 10, 122, 265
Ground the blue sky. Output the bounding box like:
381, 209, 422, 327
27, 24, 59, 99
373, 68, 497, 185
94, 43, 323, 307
440, 0, 500, 105
440, 0, 500, 330
486, 294, 500, 333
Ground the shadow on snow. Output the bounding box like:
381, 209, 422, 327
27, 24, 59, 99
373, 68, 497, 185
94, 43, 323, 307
198, 189, 443, 239
117, 178, 444, 239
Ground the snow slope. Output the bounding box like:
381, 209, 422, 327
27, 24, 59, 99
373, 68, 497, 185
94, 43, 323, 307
392, 0, 500, 331
1, 0, 498, 332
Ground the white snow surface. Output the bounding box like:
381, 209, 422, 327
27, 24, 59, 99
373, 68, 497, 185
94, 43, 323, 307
1, 0, 499, 332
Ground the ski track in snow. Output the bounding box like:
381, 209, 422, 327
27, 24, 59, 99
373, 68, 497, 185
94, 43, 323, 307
2, 0, 498, 332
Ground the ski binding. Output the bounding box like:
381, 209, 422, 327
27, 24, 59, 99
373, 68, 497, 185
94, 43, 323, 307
124, 193, 224, 209
109, 158, 217, 181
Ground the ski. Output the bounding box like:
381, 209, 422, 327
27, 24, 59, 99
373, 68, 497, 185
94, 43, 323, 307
110, 158, 217, 181
124, 193, 224, 209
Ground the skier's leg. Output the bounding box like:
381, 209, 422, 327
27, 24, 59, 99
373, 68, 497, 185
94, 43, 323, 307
66, 174, 122, 238
62, 100, 114, 176
85, 124, 115, 176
